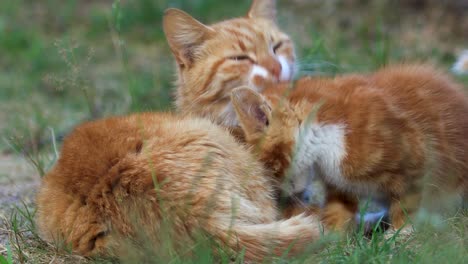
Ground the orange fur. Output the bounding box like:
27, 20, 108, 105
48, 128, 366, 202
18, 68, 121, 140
163, 0, 296, 127
231, 64, 468, 231
36, 112, 325, 261
163, 0, 308, 217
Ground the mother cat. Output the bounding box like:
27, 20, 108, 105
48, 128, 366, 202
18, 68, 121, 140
164, 0, 296, 128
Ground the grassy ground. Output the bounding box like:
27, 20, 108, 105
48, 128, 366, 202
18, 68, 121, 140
0, 0, 467, 263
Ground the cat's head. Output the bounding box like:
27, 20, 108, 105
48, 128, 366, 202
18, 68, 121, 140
163, 0, 296, 126
230, 86, 303, 195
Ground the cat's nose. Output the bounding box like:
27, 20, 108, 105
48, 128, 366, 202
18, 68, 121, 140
259, 57, 282, 81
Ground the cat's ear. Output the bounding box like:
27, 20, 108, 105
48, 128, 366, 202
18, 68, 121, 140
247, 0, 276, 21
231, 86, 271, 139
163, 8, 214, 67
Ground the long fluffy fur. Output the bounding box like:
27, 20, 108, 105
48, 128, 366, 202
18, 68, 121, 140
36, 112, 324, 262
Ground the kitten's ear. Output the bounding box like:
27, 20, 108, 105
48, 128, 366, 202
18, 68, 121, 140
247, 0, 276, 21
231, 86, 271, 139
163, 8, 214, 67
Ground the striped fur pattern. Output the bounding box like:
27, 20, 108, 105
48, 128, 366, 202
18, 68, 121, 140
231, 64, 468, 231
163, 0, 295, 127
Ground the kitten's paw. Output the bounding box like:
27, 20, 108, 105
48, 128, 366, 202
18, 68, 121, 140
321, 202, 355, 232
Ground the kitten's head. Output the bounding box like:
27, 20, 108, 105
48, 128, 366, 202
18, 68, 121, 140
230, 86, 301, 194
163, 0, 296, 126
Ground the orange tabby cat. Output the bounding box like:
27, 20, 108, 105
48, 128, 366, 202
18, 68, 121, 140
163, 0, 295, 128
36, 113, 324, 262
230, 64, 468, 230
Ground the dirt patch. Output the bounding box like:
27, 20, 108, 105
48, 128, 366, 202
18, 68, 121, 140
0, 154, 39, 247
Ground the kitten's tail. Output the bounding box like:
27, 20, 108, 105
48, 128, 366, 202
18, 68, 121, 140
211, 214, 325, 262
452, 50, 468, 75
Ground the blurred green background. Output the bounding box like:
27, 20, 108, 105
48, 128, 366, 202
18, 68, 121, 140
0, 0, 467, 154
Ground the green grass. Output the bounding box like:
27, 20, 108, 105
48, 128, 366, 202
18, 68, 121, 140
0, 0, 467, 263
2, 200, 466, 263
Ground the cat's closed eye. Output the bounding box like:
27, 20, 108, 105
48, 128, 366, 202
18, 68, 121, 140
273, 41, 283, 53
229, 55, 254, 62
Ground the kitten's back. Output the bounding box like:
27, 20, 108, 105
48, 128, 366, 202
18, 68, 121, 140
371, 65, 468, 193
291, 64, 468, 211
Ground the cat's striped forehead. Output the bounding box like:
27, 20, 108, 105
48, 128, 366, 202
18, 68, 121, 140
213, 18, 285, 48
169, 10, 296, 126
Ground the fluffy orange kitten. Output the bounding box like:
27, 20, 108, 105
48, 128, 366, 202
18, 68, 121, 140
36, 113, 324, 262
163, 0, 295, 127
230, 64, 468, 230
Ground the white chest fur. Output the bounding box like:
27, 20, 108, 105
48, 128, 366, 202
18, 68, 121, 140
284, 123, 347, 195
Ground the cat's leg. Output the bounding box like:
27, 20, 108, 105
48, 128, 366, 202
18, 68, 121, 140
388, 198, 407, 230
383, 198, 415, 239
321, 184, 358, 232
385, 192, 419, 240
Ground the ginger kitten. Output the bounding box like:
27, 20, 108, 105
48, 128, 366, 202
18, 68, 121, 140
36, 112, 324, 262
230, 64, 468, 231
163, 0, 295, 127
